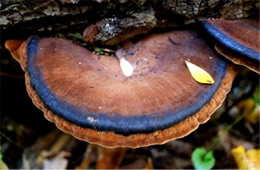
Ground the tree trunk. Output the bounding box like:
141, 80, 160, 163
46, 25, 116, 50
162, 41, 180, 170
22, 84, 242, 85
1, 0, 258, 38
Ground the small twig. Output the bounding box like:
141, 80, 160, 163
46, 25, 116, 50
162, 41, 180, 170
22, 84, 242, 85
75, 144, 97, 170
208, 105, 255, 150
0, 72, 24, 79
41, 133, 71, 158
0, 132, 24, 149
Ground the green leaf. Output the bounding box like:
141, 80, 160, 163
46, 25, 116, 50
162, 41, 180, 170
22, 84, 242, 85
192, 147, 215, 170
67, 33, 84, 40
93, 47, 105, 55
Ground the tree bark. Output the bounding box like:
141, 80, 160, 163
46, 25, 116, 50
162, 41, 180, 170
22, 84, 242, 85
1, 0, 258, 33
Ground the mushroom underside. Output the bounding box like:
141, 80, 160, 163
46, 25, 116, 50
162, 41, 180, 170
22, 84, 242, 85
215, 44, 260, 73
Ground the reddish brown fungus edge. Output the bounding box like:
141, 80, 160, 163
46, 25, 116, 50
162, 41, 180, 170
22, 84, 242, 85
4, 40, 25, 63
24, 61, 239, 148
215, 45, 260, 74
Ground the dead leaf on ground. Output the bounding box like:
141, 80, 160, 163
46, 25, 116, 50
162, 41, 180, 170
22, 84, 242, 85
232, 145, 260, 169
43, 151, 70, 170
144, 158, 154, 170
0, 160, 9, 170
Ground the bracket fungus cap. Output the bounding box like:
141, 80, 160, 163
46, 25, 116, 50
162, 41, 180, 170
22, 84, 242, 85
200, 19, 260, 73
5, 30, 238, 148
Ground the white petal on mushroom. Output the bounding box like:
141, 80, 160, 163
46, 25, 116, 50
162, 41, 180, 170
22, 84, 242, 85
120, 57, 134, 77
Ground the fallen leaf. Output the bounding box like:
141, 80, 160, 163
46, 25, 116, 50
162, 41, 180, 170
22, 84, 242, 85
253, 86, 260, 104
247, 149, 260, 168
232, 145, 260, 170
144, 158, 154, 170
120, 57, 134, 77
0, 153, 8, 170
245, 103, 260, 124
43, 152, 69, 170
0, 161, 9, 170
185, 61, 214, 84
235, 98, 259, 124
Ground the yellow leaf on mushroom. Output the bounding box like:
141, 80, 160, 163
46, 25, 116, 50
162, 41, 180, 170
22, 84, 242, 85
185, 60, 214, 84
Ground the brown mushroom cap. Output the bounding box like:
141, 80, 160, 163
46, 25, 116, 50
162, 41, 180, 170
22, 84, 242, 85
5, 30, 238, 148
4, 40, 25, 62
200, 19, 260, 73
215, 44, 260, 73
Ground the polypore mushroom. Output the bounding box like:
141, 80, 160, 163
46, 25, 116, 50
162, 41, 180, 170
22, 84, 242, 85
200, 19, 260, 73
5, 30, 238, 148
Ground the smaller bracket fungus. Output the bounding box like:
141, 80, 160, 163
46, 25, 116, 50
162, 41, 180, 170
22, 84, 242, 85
200, 19, 260, 73
5, 30, 238, 148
